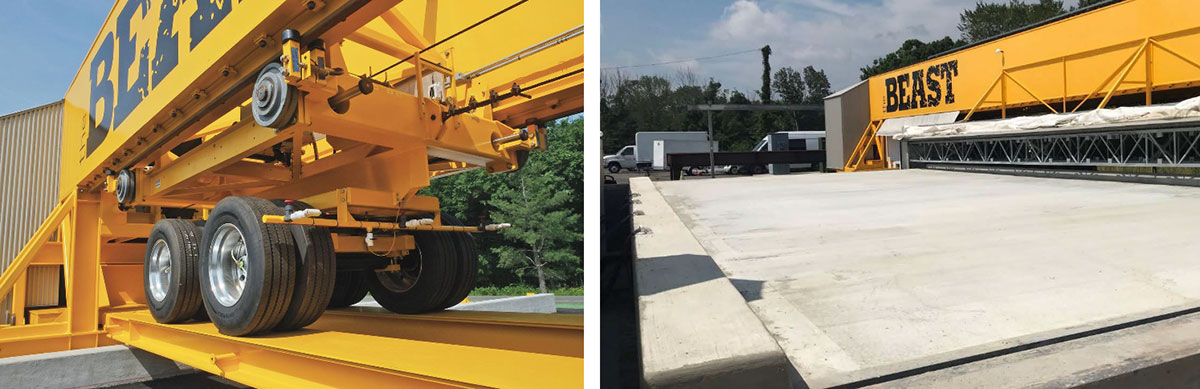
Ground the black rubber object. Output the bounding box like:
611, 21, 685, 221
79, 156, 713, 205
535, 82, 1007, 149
607, 162, 621, 173
327, 271, 369, 308
365, 230, 458, 314
270, 200, 336, 331
200, 196, 297, 336
144, 219, 205, 323
437, 214, 478, 309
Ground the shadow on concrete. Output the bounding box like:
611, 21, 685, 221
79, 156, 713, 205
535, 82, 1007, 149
110, 373, 247, 389
128, 347, 193, 381
635, 254, 726, 296
728, 278, 766, 302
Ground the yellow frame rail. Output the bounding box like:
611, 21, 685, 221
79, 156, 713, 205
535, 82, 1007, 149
107, 309, 582, 388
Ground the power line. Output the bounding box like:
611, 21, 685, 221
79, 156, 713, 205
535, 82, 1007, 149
600, 48, 760, 71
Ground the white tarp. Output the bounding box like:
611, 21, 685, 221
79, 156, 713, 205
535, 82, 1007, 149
875, 112, 960, 137
892, 95, 1200, 140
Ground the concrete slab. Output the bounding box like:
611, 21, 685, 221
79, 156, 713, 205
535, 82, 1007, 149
654, 169, 1200, 387
631, 177, 790, 389
0, 345, 194, 388
353, 294, 558, 313
449, 294, 558, 313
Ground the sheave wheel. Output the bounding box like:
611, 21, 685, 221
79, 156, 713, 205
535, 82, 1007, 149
145, 219, 205, 323
328, 270, 369, 308
365, 229, 458, 314
436, 214, 478, 309
270, 200, 336, 331
200, 196, 297, 336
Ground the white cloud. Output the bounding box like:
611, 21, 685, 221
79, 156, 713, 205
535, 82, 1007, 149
619, 0, 978, 94
710, 0, 790, 42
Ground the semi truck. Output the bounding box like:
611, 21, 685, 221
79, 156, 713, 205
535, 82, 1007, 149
604, 131, 712, 172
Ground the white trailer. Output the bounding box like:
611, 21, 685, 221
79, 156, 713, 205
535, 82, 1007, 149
604, 131, 711, 172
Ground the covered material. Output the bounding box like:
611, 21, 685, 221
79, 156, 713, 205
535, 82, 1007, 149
894, 96, 1200, 139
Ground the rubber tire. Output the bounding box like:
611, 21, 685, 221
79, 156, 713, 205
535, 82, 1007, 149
269, 200, 336, 331
200, 196, 297, 336
365, 230, 457, 314
327, 271, 369, 308
436, 214, 478, 309
752, 165, 767, 175
145, 219, 205, 324
607, 162, 621, 173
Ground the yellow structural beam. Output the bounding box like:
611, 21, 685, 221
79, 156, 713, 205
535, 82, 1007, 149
106, 309, 583, 388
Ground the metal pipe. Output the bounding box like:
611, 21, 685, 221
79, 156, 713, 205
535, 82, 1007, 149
458, 25, 584, 82
492, 129, 529, 145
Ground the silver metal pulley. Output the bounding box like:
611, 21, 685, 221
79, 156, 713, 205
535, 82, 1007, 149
252, 63, 299, 129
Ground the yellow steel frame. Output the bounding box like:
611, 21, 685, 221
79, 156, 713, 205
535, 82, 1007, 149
106, 309, 583, 388
842, 121, 886, 172
847, 0, 1200, 172
0, 0, 583, 386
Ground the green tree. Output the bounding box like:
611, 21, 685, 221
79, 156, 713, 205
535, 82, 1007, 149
488, 164, 582, 293
1073, 0, 1110, 10
774, 67, 805, 104
801, 66, 832, 104
958, 0, 1065, 43
759, 45, 773, 103
860, 37, 964, 80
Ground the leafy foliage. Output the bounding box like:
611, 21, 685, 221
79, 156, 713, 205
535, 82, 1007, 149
958, 0, 1066, 43
859, 37, 964, 80
422, 117, 583, 289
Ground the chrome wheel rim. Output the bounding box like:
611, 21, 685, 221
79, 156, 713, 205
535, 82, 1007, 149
376, 248, 423, 293
148, 239, 171, 303
208, 223, 248, 307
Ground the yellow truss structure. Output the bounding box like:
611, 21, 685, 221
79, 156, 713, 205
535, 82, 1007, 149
845, 0, 1200, 172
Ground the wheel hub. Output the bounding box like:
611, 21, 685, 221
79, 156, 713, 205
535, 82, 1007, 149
376, 249, 424, 293
148, 239, 171, 303
208, 223, 249, 307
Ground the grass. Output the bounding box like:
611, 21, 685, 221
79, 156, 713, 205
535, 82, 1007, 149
470, 285, 584, 296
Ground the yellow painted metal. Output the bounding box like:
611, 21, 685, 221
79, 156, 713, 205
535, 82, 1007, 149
1, 0, 583, 386
848, 0, 1200, 170
107, 309, 583, 388
842, 121, 885, 172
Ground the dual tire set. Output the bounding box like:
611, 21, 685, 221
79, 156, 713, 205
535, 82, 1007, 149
143, 196, 477, 336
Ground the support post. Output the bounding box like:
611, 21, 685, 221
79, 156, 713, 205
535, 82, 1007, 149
707, 110, 715, 179
65, 192, 101, 349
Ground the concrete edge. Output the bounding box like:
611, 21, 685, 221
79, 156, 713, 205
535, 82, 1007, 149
813, 302, 1200, 387
0, 345, 195, 389
630, 177, 790, 389
886, 310, 1200, 388
449, 294, 558, 313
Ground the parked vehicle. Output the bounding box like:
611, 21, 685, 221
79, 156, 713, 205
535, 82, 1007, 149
603, 131, 711, 173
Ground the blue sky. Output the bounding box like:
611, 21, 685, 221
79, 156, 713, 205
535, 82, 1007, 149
0, 1, 112, 114
602, 0, 1086, 95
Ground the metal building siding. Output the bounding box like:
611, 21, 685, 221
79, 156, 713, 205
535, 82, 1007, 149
0, 101, 64, 324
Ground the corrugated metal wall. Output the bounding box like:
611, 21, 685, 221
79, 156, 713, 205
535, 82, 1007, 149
0, 101, 64, 324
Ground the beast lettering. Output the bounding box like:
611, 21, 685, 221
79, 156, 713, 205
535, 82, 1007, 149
86, 0, 239, 157
885, 59, 957, 113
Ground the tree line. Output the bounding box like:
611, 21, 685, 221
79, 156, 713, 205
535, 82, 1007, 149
601, 50, 832, 153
